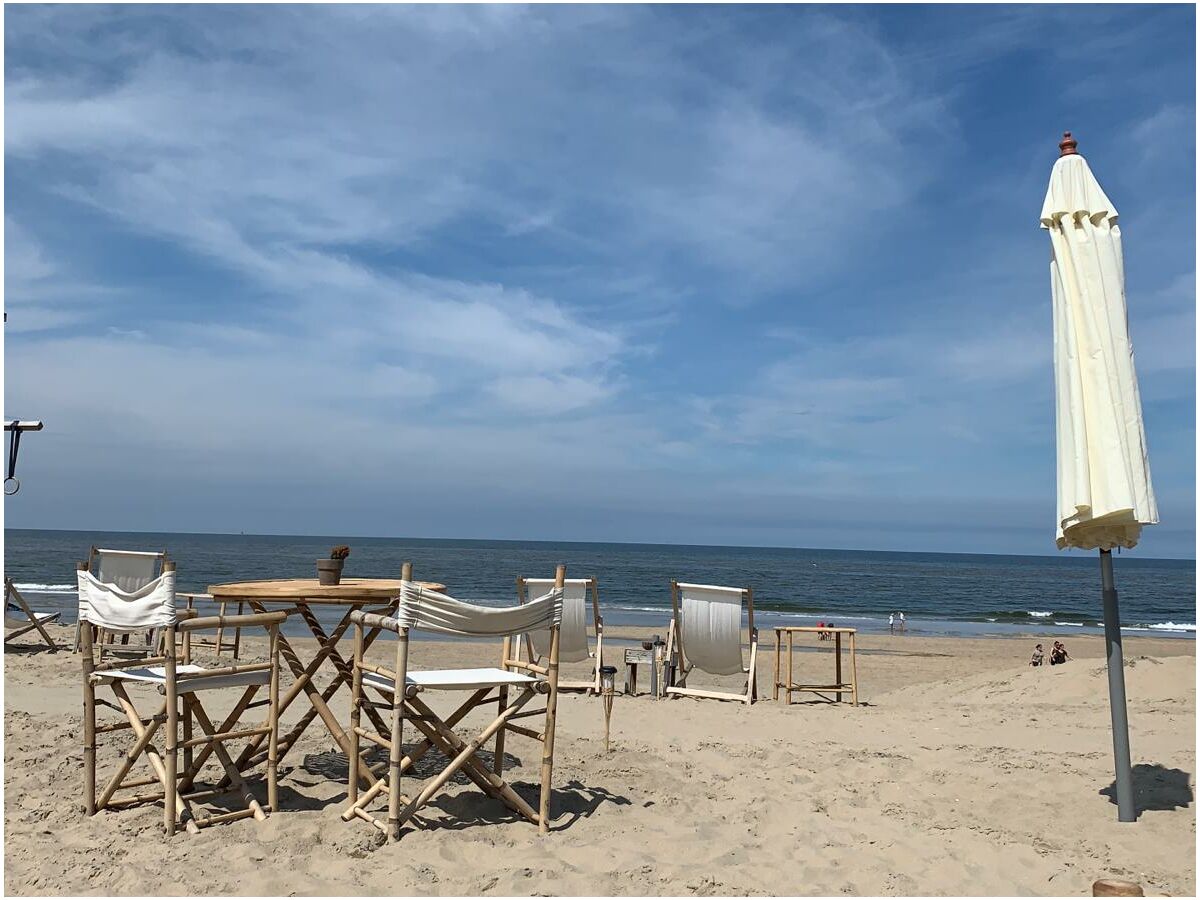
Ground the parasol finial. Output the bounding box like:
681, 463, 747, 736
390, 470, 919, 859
1059, 131, 1079, 157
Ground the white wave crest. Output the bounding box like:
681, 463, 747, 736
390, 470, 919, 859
13, 583, 76, 594
1027, 610, 1053, 617
1147, 622, 1197, 632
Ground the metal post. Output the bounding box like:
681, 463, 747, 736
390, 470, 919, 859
1100, 549, 1136, 822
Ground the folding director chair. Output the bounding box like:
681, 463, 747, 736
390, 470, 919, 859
665, 581, 758, 705
517, 576, 602, 693
79, 560, 285, 836
342, 563, 565, 842
4, 578, 60, 651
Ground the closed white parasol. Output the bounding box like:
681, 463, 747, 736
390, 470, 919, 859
1042, 131, 1159, 823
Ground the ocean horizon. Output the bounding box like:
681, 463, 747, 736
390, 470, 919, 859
6, 527, 1195, 640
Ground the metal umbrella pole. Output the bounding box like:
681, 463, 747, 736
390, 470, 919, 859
1100, 549, 1136, 822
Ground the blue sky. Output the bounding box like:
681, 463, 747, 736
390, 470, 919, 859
4, 5, 1196, 557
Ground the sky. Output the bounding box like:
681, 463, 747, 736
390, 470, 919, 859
4, 4, 1196, 558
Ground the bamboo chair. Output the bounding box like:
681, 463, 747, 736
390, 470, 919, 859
79, 560, 285, 837
516, 576, 602, 693
664, 581, 758, 705
4, 578, 60, 651
342, 562, 565, 842
73, 547, 169, 654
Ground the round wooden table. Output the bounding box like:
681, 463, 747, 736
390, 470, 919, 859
208, 577, 444, 603
206, 577, 445, 784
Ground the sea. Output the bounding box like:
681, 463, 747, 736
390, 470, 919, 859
5, 529, 1195, 641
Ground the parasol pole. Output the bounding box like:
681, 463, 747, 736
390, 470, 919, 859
1099, 547, 1135, 822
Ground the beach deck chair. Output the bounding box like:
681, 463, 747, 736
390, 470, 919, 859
4, 578, 60, 651
664, 581, 758, 705
342, 563, 564, 842
74, 547, 169, 654
517, 576, 602, 693
79, 560, 285, 836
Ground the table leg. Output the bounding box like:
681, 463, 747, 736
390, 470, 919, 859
850, 631, 858, 707
231, 603, 373, 778
835, 631, 843, 703
295, 604, 391, 738
786, 631, 794, 706
773, 629, 780, 701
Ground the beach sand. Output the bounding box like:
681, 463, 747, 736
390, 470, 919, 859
4, 623, 1194, 896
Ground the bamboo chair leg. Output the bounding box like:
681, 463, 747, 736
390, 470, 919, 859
164, 628, 179, 837
392, 688, 536, 831
387, 573, 412, 843
95, 704, 166, 811
190, 701, 267, 822
539, 565, 565, 836
348, 622, 364, 807
182, 695, 194, 775
267, 625, 280, 813
82, 624, 97, 815
109, 684, 199, 834
493, 685, 508, 777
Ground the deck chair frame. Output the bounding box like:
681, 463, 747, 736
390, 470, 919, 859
516, 575, 602, 693
4, 578, 60, 651
664, 580, 758, 705
343, 563, 564, 843
79, 560, 284, 837
74, 546, 169, 655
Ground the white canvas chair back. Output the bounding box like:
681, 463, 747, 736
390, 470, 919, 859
94, 548, 164, 592
676, 582, 747, 676
393, 581, 563, 637
78, 569, 176, 632
522, 578, 591, 662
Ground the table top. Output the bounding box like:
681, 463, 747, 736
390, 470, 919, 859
773, 625, 857, 635
207, 577, 445, 604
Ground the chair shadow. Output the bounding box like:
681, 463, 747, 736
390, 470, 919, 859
301, 746, 525, 788
419, 778, 631, 833
1098, 763, 1193, 816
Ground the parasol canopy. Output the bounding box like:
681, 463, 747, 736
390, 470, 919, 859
1041, 134, 1158, 551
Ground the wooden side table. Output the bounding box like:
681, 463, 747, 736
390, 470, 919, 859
772, 626, 858, 706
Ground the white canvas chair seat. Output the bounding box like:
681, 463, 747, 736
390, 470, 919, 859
80, 561, 285, 837
97, 663, 272, 694
4, 579, 60, 651
519, 576, 603, 693
665, 581, 758, 705
344, 564, 567, 843
363, 667, 538, 693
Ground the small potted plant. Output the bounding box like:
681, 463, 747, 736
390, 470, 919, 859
317, 545, 351, 585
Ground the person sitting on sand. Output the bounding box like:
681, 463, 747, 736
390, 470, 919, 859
1030, 643, 1045, 667
1050, 641, 1071, 665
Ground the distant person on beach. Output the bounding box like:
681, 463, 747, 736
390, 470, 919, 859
899, 611, 906, 632
889, 612, 895, 634
1050, 641, 1071, 665
1030, 643, 1045, 667
816, 621, 826, 641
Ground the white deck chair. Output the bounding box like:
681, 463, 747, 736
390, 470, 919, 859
74, 547, 168, 653
517, 576, 602, 693
343, 563, 565, 842
664, 581, 758, 705
79, 560, 285, 836
4, 578, 60, 651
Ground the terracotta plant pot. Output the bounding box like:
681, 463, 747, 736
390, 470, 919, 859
316, 558, 344, 586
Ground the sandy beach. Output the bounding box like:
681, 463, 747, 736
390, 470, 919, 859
4, 623, 1194, 896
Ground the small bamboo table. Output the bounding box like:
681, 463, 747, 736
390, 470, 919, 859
772, 626, 859, 706
207, 577, 444, 782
